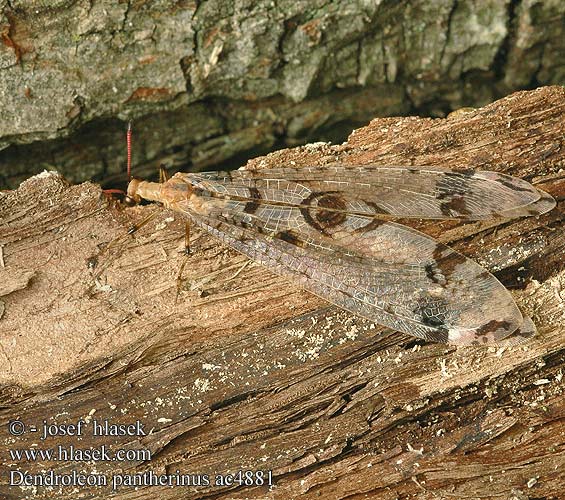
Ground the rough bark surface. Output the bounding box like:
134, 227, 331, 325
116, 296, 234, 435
1, 0, 565, 189
0, 87, 564, 499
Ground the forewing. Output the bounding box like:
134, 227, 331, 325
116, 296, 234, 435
190, 165, 554, 220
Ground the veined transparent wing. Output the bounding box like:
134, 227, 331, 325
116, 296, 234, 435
186, 207, 530, 345
188, 165, 555, 220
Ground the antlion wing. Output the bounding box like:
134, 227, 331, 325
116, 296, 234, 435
187, 208, 532, 346
193, 165, 555, 220
163, 165, 553, 345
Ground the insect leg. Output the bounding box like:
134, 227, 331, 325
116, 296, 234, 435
183, 221, 191, 255
127, 210, 159, 235
87, 210, 158, 275
159, 164, 169, 183
174, 222, 193, 303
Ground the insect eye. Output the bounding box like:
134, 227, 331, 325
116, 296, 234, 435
124, 195, 138, 207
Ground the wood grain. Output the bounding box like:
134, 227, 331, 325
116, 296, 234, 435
0, 87, 563, 500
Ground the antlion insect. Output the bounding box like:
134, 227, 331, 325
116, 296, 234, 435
120, 130, 555, 347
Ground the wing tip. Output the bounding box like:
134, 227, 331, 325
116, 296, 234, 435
468, 171, 555, 219
447, 315, 537, 346
498, 188, 556, 218
495, 316, 537, 346
530, 189, 557, 215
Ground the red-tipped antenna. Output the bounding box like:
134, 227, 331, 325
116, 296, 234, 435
126, 121, 132, 181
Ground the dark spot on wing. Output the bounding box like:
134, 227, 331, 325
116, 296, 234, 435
421, 315, 446, 328
450, 168, 475, 177
365, 200, 389, 215
243, 187, 261, 214
276, 230, 304, 247
440, 194, 472, 217
436, 173, 471, 207
424, 263, 442, 284
301, 191, 347, 234
496, 177, 531, 192
432, 246, 468, 280
475, 319, 513, 336
413, 297, 451, 342
300, 193, 326, 234
315, 194, 347, 227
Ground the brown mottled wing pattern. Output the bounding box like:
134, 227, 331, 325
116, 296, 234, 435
157, 166, 554, 345
191, 165, 553, 220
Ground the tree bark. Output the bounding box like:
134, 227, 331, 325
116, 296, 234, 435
1, 0, 565, 189
0, 86, 563, 499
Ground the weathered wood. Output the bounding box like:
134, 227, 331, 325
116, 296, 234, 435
0, 87, 563, 499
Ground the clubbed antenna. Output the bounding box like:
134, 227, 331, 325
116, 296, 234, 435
127, 121, 132, 181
